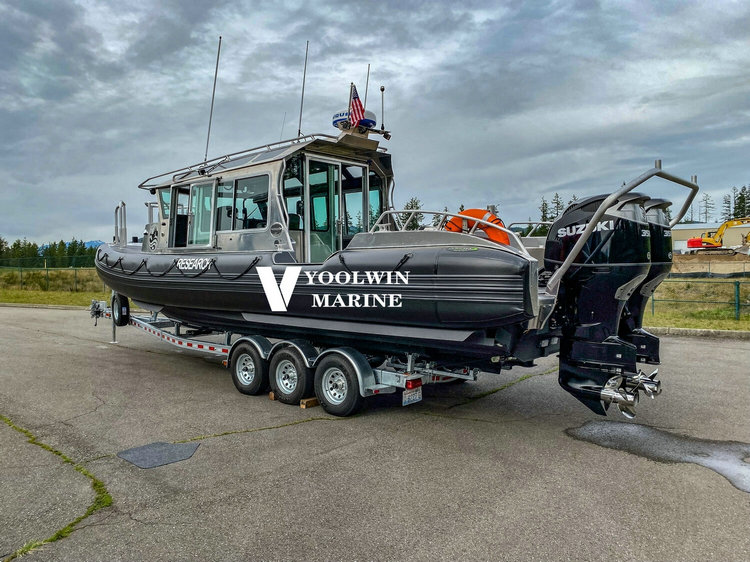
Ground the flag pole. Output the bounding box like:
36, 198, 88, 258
347, 82, 353, 127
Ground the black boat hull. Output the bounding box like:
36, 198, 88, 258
96, 242, 536, 362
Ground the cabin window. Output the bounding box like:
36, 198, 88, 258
188, 183, 213, 246
234, 176, 268, 230
342, 165, 365, 235
368, 171, 384, 228
343, 191, 363, 234
158, 189, 171, 220
283, 156, 304, 230
215, 182, 234, 232
215, 175, 270, 231
309, 161, 337, 232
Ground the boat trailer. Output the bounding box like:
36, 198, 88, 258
91, 301, 479, 416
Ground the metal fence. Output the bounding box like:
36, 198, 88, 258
0, 266, 106, 292
651, 279, 749, 320
669, 264, 749, 278
0, 255, 96, 268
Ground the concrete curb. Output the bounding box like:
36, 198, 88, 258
645, 326, 750, 340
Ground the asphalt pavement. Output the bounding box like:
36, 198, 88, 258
1, 306, 749, 561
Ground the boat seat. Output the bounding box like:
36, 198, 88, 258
174, 214, 188, 247
216, 206, 233, 231
288, 213, 301, 230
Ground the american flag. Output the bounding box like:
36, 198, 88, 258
349, 84, 365, 127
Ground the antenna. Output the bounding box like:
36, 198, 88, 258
204, 36, 222, 163
280, 111, 287, 141
363, 64, 371, 111
297, 40, 309, 137
380, 85, 385, 130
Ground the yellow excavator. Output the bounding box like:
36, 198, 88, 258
687, 217, 750, 255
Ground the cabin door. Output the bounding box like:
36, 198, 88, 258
170, 187, 190, 247
187, 182, 214, 247
305, 159, 367, 262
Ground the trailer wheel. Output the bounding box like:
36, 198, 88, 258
269, 348, 313, 405
314, 355, 363, 417
230, 343, 268, 395
111, 293, 130, 327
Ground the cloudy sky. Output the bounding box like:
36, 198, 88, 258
2, 0, 750, 243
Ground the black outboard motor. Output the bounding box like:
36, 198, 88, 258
619, 199, 673, 363
544, 194, 659, 418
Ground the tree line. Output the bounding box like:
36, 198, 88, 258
0, 237, 99, 268
399, 184, 750, 234
667, 185, 750, 224
715, 185, 750, 223
397, 193, 583, 236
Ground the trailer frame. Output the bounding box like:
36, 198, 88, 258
90, 300, 479, 415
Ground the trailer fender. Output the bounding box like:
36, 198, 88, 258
230, 335, 273, 363
313, 347, 375, 398
269, 339, 318, 368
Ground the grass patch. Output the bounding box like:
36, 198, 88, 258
0, 267, 106, 293
644, 279, 750, 330
0, 289, 111, 307
0, 414, 113, 561
644, 303, 750, 330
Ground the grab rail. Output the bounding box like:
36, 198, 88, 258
137, 133, 385, 189
370, 209, 531, 256
114, 201, 127, 248
545, 160, 699, 297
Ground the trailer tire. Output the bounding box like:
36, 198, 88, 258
230, 343, 268, 395
269, 348, 313, 405
314, 355, 363, 417
111, 293, 130, 327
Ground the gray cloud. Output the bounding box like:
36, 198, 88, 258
1, 0, 749, 244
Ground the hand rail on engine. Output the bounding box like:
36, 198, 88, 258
545, 160, 699, 297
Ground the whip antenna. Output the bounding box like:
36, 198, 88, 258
363, 63, 370, 110
280, 111, 287, 141
204, 35, 222, 162
297, 40, 309, 137
380, 85, 385, 130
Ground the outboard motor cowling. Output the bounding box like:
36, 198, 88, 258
544, 193, 656, 417
619, 199, 673, 363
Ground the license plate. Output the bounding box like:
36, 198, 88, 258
402, 387, 422, 406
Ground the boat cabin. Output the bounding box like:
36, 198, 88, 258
140, 134, 393, 264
